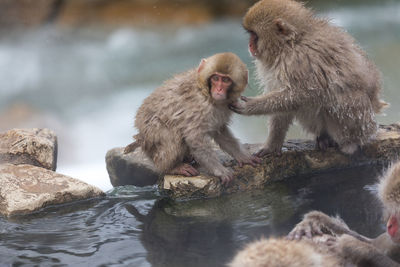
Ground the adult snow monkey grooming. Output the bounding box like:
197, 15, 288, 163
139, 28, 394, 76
232, 0, 387, 156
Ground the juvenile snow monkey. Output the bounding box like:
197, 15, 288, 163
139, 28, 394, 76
125, 52, 261, 185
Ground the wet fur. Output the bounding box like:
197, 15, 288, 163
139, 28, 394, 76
241, 0, 387, 154
229, 238, 342, 267
128, 53, 250, 178
288, 162, 400, 266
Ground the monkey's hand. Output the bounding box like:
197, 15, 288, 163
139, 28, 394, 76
170, 163, 200, 177
236, 154, 262, 167
288, 211, 341, 240
288, 217, 326, 241
229, 96, 259, 115
216, 169, 234, 187
256, 146, 282, 157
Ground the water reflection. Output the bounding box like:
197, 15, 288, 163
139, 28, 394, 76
135, 166, 384, 267
126, 184, 299, 267
0, 165, 384, 266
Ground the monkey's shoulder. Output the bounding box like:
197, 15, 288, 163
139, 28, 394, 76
162, 69, 197, 90
372, 233, 400, 261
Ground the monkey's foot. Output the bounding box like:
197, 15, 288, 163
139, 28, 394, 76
339, 143, 359, 155
236, 155, 262, 167
219, 173, 234, 187
316, 133, 338, 151
287, 220, 325, 241
256, 147, 282, 157
169, 163, 199, 177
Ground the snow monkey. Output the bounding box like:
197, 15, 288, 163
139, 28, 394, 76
288, 161, 400, 266
229, 237, 343, 267
232, 0, 387, 156
124, 52, 261, 186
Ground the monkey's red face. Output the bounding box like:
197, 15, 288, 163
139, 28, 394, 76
387, 214, 400, 243
248, 31, 259, 57
210, 73, 233, 102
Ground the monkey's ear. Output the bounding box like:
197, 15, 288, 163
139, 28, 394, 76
198, 59, 207, 73
274, 18, 296, 39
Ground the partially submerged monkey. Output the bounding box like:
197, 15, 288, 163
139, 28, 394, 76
229, 237, 344, 267
125, 52, 260, 185
288, 162, 400, 266
232, 0, 387, 156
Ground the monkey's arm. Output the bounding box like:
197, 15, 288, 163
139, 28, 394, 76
213, 125, 261, 167
288, 211, 371, 243
184, 132, 234, 185
256, 113, 294, 157
230, 88, 309, 116
337, 234, 400, 267
372, 233, 400, 262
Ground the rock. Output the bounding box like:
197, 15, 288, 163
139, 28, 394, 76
106, 124, 400, 199
0, 128, 58, 171
163, 124, 400, 199
0, 163, 105, 217
162, 175, 222, 199
105, 147, 159, 187
106, 143, 232, 187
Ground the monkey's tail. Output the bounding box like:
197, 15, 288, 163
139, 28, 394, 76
124, 135, 142, 154
373, 99, 390, 114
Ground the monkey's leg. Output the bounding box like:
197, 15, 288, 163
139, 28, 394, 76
316, 131, 338, 151
325, 117, 361, 155
185, 133, 234, 186
329, 94, 377, 155
150, 131, 196, 176
213, 125, 261, 166
257, 114, 293, 157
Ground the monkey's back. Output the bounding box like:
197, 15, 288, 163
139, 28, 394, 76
134, 69, 229, 156
289, 19, 384, 113
229, 238, 341, 267
136, 70, 204, 131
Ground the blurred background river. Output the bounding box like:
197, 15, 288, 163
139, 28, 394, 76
0, 0, 399, 265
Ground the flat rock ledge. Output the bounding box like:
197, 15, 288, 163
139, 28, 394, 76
0, 128, 105, 217
107, 124, 400, 199
0, 163, 105, 217
0, 128, 58, 171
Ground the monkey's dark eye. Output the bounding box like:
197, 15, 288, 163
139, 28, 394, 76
254, 32, 259, 40
222, 77, 232, 83
250, 31, 258, 43
211, 75, 219, 82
